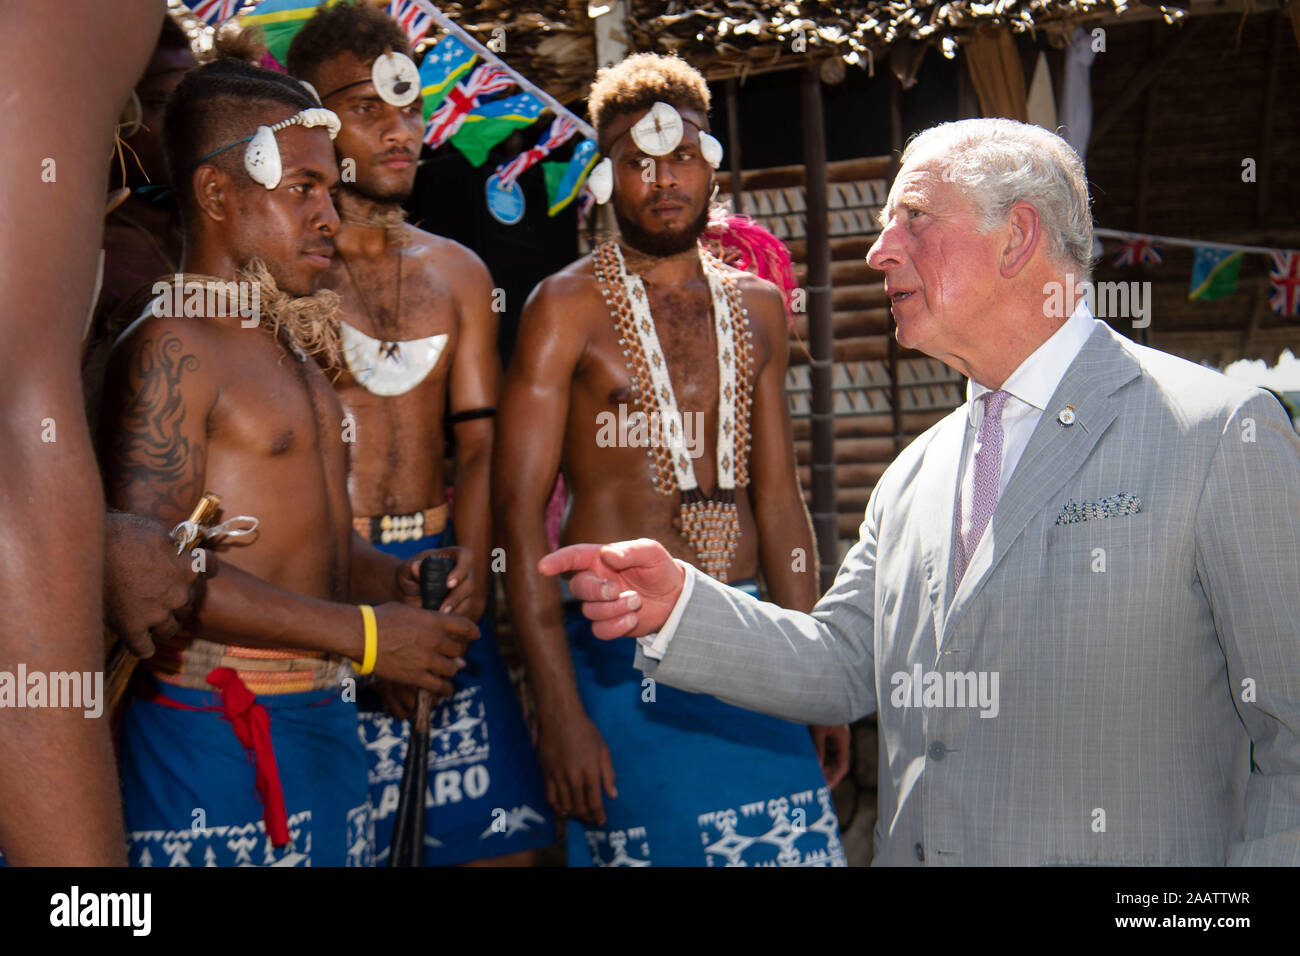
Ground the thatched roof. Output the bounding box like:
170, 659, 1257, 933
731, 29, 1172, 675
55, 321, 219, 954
169, 0, 1188, 101
429, 0, 1182, 101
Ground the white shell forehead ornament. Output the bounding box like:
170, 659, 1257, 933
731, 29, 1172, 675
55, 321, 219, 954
244, 107, 341, 190
628, 101, 723, 169
589, 101, 723, 205
371, 51, 420, 107
318, 51, 420, 108
630, 101, 684, 155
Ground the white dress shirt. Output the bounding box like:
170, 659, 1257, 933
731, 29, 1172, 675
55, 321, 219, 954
956, 300, 1098, 554
641, 300, 1101, 660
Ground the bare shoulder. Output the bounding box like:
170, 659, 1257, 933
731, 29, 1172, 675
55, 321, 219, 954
503, 254, 602, 372
107, 311, 231, 384
403, 225, 492, 292
522, 252, 600, 323
727, 266, 790, 361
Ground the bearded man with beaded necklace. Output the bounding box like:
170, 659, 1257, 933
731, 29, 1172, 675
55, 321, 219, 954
498, 54, 849, 867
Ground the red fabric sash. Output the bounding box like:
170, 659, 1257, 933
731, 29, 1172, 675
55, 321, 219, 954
138, 667, 290, 847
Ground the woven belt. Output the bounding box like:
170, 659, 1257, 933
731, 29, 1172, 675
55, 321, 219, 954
145, 636, 345, 695
352, 502, 449, 545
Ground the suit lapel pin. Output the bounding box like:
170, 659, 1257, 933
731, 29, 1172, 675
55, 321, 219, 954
1057, 404, 1088, 433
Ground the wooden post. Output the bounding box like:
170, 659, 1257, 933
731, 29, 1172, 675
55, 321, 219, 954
1133, 23, 1159, 348
801, 65, 837, 593
1256, 10, 1282, 226
591, 1, 627, 239
725, 77, 744, 215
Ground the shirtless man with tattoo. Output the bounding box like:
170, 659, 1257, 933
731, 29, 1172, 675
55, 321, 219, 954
98, 57, 475, 867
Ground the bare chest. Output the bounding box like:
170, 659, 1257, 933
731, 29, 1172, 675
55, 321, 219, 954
328, 251, 458, 344
631, 283, 719, 411
209, 338, 344, 460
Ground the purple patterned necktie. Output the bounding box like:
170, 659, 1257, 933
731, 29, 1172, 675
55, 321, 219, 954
954, 389, 1009, 586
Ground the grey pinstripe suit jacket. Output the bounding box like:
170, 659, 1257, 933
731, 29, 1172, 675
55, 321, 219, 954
638, 320, 1300, 865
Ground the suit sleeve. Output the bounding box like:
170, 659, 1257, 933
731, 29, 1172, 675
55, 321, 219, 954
1196, 392, 1300, 865
635, 497, 882, 726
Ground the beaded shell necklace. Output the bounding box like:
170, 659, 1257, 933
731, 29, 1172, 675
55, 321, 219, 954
593, 239, 755, 580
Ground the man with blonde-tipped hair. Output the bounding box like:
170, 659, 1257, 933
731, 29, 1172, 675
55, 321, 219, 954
546, 118, 1300, 866
499, 52, 849, 867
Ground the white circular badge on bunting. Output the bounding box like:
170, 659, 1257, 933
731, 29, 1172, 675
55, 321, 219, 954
485, 173, 525, 225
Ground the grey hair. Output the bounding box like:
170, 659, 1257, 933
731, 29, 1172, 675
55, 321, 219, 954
900, 118, 1095, 278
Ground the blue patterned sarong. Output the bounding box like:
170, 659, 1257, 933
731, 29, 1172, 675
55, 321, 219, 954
564, 579, 847, 867
356, 525, 556, 864
119, 675, 374, 866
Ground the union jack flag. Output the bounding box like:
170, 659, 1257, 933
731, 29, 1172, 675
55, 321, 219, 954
186, 0, 244, 26
494, 117, 578, 187
386, 0, 433, 43
1269, 250, 1300, 317
423, 65, 514, 149
1111, 237, 1164, 269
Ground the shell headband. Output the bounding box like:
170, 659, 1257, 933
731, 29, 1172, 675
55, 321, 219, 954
588, 101, 723, 204
190, 107, 341, 190
319, 51, 420, 108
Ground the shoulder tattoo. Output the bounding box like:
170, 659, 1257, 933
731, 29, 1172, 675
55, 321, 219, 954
108, 331, 202, 515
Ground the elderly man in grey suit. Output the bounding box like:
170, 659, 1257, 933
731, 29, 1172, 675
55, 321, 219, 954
539, 118, 1300, 866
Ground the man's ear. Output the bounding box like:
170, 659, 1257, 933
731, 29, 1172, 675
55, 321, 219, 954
192, 164, 232, 223
998, 200, 1041, 278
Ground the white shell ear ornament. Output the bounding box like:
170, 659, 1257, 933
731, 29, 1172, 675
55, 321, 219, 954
244, 125, 281, 189
588, 157, 613, 204
299, 80, 322, 106
698, 131, 723, 169
630, 101, 684, 156
373, 51, 420, 107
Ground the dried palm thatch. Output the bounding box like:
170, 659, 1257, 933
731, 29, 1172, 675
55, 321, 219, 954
171, 0, 1180, 100
431, 0, 1178, 100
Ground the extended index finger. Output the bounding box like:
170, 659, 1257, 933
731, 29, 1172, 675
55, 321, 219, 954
538, 543, 606, 578
597, 537, 671, 571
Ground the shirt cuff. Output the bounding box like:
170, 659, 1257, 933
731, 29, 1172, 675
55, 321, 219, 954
636, 560, 695, 661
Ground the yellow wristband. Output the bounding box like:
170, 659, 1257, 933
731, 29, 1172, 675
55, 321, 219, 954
352, 604, 377, 675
